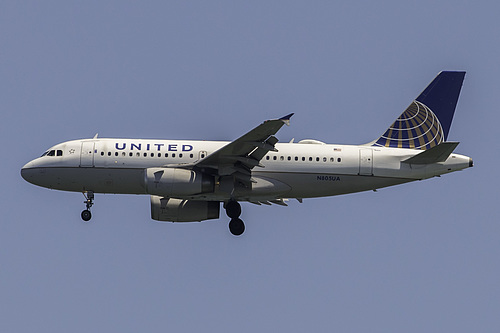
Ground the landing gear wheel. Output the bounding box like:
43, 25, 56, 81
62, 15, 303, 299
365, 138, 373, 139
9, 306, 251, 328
229, 218, 245, 236
226, 200, 241, 219
81, 191, 94, 222
81, 209, 92, 221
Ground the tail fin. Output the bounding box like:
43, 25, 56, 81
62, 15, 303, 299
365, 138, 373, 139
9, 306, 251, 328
373, 71, 465, 150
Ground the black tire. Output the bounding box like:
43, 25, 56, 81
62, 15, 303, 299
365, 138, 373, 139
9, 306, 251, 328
81, 209, 92, 222
226, 201, 241, 219
229, 218, 245, 236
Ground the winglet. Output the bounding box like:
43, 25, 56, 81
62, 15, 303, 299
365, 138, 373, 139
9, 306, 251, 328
279, 113, 294, 126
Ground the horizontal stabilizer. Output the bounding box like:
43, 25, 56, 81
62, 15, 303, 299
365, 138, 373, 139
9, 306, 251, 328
402, 142, 459, 164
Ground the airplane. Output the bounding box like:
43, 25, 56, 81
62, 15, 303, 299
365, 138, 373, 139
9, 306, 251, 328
21, 71, 473, 236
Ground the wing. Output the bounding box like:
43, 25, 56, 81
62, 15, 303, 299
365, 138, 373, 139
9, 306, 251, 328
193, 113, 294, 191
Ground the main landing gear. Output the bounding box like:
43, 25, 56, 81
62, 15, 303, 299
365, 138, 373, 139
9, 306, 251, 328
225, 200, 245, 236
81, 191, 94, 222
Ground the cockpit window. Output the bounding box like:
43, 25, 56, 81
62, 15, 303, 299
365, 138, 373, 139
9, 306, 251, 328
42, 149, 62, 157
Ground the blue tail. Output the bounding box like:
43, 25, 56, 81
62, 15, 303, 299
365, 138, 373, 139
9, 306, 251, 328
373, 71, 465, 150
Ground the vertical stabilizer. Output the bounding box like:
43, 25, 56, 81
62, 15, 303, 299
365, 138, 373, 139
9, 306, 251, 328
373, 71, 465, 150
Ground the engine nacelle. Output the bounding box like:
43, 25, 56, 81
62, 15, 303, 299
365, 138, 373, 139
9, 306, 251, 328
145, 168, 214, 197
151, 196, 220, 222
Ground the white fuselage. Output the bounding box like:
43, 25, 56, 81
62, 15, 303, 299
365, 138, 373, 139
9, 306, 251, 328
21, 138, 472, 202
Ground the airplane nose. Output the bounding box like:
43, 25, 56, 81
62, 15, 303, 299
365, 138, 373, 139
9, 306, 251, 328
21, 164, 31, 182
469, 157, 474, 168
21, 161, 37, 183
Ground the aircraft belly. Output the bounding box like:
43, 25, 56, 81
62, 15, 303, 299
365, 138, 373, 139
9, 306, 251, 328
185, 172, 413, 202
254, 172, 412, 198
24, 167, 146, 194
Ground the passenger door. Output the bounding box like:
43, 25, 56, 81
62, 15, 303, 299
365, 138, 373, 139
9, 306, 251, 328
359, 149, 373, 176
80, 142, 95, 167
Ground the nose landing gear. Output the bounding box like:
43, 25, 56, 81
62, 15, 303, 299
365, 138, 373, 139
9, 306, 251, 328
225, 200, 245, 236
81, 191, 94, 222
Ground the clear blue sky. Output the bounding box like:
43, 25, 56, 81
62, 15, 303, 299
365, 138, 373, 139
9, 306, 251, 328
2, 1, 498, 332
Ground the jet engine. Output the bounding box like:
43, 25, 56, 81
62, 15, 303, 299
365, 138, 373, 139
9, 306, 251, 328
150, 196, 220, 222
145, 168, 214, 197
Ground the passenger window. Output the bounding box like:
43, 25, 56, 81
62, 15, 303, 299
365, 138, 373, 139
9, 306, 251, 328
101, 152, 104, 156
302, 157, 305, 161
266, 156, 270, 160
190, 154, 194, 158
295, 157, 298, 161
280, 156, 284, 161
136, 152, 140, 157
115, 152, 119, 157
151, 153, 154, 157
172, 153, 176, 158
316, 157, 320, 162
330, 157, 334, 162
129, 152, 133, 157
273, 156, 277, 161
309, 157, 312, 161
338, 158, 342, 162
165, 153, 169, 158
122, 152, 126, 157
179, 153, 183, 158
108, 152, 111, 156
287, 156, 291, 161
144, 153, 147, 157
158, 153, 161, 157
323, 157, 327, 162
